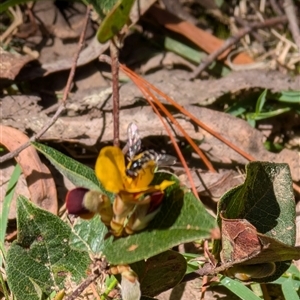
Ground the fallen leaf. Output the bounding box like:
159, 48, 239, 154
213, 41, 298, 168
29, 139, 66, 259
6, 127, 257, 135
220, 216, 262, 263
0, 47, 34, 87
148, 6, 254, 66
0, 125, 58, 215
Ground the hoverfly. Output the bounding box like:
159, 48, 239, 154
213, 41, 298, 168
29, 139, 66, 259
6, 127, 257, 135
125, 123, 176, 178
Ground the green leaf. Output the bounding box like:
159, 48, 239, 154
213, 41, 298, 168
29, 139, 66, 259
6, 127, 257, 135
255, 89, 267, 114
246, 117, 256, 128
31, 142, 113, 199
96, 0, 136, 43
272, 264, 300, 289
131, 250, 186, 297
87, 0, 118, 18
6, 196, 90, 300
0, 164, 22, 258
217, 162, 295, 244
164, 36, 230, 76
247, 107, 291, 120
282, 278, 300, 300
103, 174, 217, 264
0, 0, 35, 13
215, 162, 296, 281
70, 215, 108, 254
219, 276, 262, 300
274, 90, 300, 103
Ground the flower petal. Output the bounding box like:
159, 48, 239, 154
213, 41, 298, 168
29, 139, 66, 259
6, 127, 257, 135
125, 160, 156, 191
95, 146, 126, 193
153, 180, 175, 191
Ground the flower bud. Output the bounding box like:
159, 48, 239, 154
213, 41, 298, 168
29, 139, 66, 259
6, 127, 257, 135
66, 188, 113, 225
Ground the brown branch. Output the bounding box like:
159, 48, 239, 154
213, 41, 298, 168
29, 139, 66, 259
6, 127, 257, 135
65, 259, 108, 300
283, 0, 300, 49
110, 39, 120, 147
270, 0, 284, 16
64, 272, 101, 300
234, 16, 264, 44
190, 15, 288, 79
0, 5, 91, 164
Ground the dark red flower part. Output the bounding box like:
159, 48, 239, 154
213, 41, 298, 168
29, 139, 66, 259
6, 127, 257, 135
147, 191, 164, 214
65, 187, 94, 219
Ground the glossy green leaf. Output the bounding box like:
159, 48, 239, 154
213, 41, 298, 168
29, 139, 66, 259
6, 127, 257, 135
282, 278, 300, 300
6, 196, 90, 300
219, 276, 262, 300
217, 162, 295, 244
275, 90, 300, 103
247, 107, 291, 121
131, 250, 186, 297
272, 264, 300, 289
31, 142, 112, 199
96, 0, 136, 43
255, 89, 267, 114
164, 36, 230, 77
214, 162, 296, 282
103, 173, 217, 264
0, 164, 22, 256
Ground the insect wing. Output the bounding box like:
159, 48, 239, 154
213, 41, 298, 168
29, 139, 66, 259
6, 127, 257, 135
156, 153, 176, 167
127, 122, 142, 160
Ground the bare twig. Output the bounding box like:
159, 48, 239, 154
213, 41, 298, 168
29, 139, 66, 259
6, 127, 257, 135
190, 15, 287, 79
0, 6, 91, 164
283, 0, 300, 50
110, 39, 120, 147
65, 259, 108, 300
269, 0, 284, 16
234, 16, 264, 44
65, 273, 101, 300
0, 6, 23, 44
131, 78, 201, 198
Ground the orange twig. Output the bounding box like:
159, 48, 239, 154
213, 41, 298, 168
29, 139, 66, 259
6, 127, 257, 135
128, 76, 199, 198
120, 65, 216, 172
121, 66, 256, 162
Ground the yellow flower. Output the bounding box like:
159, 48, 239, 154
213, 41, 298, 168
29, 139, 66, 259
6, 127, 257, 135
95, 146, 174, 201
94, 146, 175, 236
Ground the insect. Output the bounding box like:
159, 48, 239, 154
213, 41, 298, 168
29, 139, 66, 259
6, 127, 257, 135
125, 123, 176, 178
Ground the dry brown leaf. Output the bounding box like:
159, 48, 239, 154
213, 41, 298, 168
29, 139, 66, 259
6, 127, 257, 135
0, 47, 34, 84
148, 5, 254, 65
2, 69, 299, 183
15, 0, 156, 81
0, 125, 58, 215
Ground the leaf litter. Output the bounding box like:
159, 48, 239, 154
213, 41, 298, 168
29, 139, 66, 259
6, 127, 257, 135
1, 1, 299, 299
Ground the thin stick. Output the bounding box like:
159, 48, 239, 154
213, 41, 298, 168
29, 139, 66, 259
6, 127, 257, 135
124, 64, 257, 162
270, 0, 284, 16
120, 64, 216, 172
283, 0, 300, 50
99, 55, 202, 196
0, 5, 91, 164
131, 78, 200, 198
110, 39, 120, 147
65, 269, 102, 300
190, 15, 287, 79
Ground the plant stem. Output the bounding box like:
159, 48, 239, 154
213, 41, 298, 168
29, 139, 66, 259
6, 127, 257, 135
101, 276, 118, 300
110, 39, 120, 147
